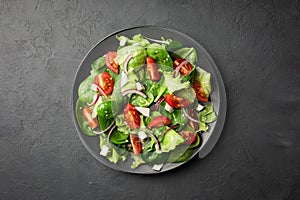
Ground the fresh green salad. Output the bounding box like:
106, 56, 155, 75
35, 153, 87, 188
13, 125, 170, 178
76, 34, 217, 170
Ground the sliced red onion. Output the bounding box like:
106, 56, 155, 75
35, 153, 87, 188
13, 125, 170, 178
123, 54, 133, 75
173, 60, 188, 78
154, 97, 165, 111
91, 83, 99, 91
149, 132, 161, 151
143, 36, 170, 44
122, 89, 147, 98
93, 120, 115, 135
87, 94, 99, 107
182, 108, 199, 123
106, 124, 117, 147
159, 124, 179, 140
91, 83, 107, 98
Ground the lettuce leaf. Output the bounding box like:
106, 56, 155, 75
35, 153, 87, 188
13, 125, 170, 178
194, 67, 211, 97
131, 92, 154, 107
199, 104, 217, 123
162, 38, 183, 51
162, 71, 190, 94
175, 87, 196, 103
145, 79, 167, 102
116, 34, 150, 47
116, 45, 147, 72
115, 114, 130, 134
160, 129, 185, 152
131, 154, 145, 169
172, 47, 198, 65
78, 74, 97, 103
167, 145, 193, 163
91, 55, 106, 73
110, 130, 129, 145
99, 135, 127, 164
197, 104, 217, 133
111, 75, 128, 114
120, 72, 138, 92
199, 121, 209, 132
147, 43, 173, 71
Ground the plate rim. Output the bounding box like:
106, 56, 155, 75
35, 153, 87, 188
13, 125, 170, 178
71, 25, 227, 174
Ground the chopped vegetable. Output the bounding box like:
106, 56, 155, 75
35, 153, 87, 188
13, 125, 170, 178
124, 103, 141, 130
82, 106, 98, 129
135, 107, 150, 117
105, 51, 119, 74
196, 103, 204, 111
123, 54, 133, 74
93, 120, 115, 135
154, 97, 165, 111
165, 94, 190, 108
122, 89, 147, 98
165, 102, 174, 113
173, 59, 189, 77
130, 134, 142, 154
76, 33, 218, 170
87, 94, 100, 107
148, 116, 171, 129
146, 57, 161, 81
182, 108, 198, 123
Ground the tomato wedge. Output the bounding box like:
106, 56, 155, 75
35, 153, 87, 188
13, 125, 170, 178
146, 57, 161, 81
181, 130, 197, 144
124, 103, 141, 129
82, 106, 98, 129
192, 80, 208, 102
94, 72, 114, 95
105, 51, 119, 74
130, 134, 142, 154
148, 116, 171, 129
173, 58, 193, 76
165, 94, 190, 108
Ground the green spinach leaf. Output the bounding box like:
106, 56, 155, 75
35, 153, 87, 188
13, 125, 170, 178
91, 55, 106, 72
146, 43, 173, 71
117, 45, 147, 72
78, 75, 97, 103
167, 146, 193, 163
131, 92, 154, 107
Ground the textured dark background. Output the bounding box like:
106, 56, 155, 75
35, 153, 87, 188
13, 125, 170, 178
0, 0, 299, 199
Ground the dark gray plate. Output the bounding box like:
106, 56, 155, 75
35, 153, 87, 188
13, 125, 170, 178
72, 26, 226, 174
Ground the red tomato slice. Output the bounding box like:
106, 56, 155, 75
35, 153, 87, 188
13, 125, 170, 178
192, 80, 208, 102
124, 103, 141, 129
181, 131, 197, 144
94, 72, 114, 95
130, 134, 142, 154
165, 94, 190, 108
147, 116, 171, 129
146, 57, 161, 81
105, 51, 119, 74
173, 58, 193, 76
82, 106, 98, 129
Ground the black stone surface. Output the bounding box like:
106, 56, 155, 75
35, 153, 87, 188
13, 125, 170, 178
0, 0, 299, 199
